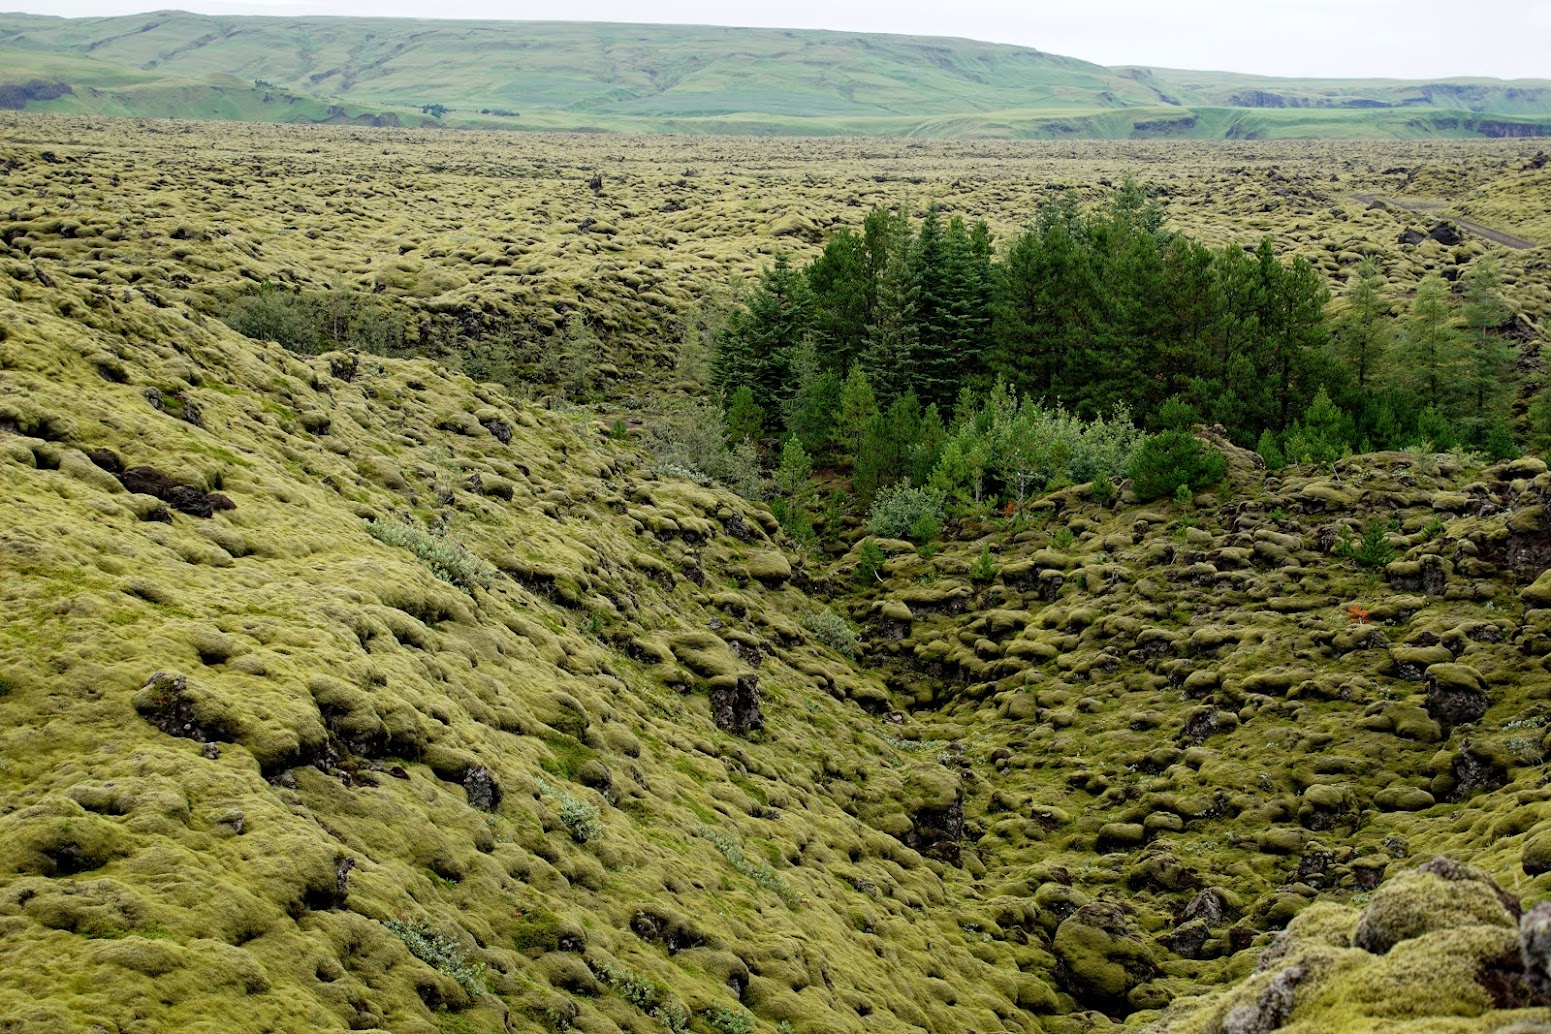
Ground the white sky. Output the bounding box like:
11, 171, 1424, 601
11, 0, 1551, 80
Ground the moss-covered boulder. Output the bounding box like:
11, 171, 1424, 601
1052, 902, 1158, 1013
1352, 861, 1517, 954
744, 549, 791, 585
1424, 662, 1490, 728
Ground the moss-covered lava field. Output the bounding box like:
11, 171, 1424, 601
3, 114, 1551, 1033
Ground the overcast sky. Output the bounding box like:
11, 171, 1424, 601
13, 0, 1551, 80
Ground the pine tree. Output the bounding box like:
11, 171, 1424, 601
713, 254, 814, 411
862, 215, 919, 404
558, 316, 600, 399
1459, 257, 1515, 443
1333, 259, 1392, 389
1395, 274, 1466, 418
725, 386, 766, 447
782, 339, 841, 455
911, 403, 947, 486
837, 363, 879, 464
991, 196, 1092, 402
806, 228, 872, 374
1282, 386, 1350, 465
1254, 240, 1331, 430
854, 393, 921, 505
910, 209, 992, 410
772, 436, 817, 543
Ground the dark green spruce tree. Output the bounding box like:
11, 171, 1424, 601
713, 253, 814, 417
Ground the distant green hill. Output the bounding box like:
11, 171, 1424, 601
3, 11, 1551, 137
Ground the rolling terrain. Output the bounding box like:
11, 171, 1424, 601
1, 13, 1550, 138
3, 113, 1551, 1033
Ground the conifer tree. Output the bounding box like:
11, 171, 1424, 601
806, 228, 872, 373
854, 393, 921, 504
725, 386, 766, 447
772, 436, 817, 543
910, 208, 992, 409
1395, 274, 1466, 418
713, 253, 814, 410
782, 339, 841, 455
1282, 386, 1350, 465
837, 363, 879, 464
911, 403, 947, 486
862, 219, 919, 404
1332, 258, 1392, 390
557, 315, 601, 400
1459, 257, 1515, 442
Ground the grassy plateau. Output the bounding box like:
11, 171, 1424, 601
1, 14, 1551, 138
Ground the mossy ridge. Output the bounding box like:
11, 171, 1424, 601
0, 261, 1048, 1033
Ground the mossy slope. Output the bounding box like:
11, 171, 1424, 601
0, 264, 1037, 1033
824, 437, 1551, 1026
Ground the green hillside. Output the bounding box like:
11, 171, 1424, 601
2, 12, 1550, 137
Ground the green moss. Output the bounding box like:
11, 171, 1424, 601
5, 117, 1551, 1034
1352, 868, 1515, 954
513, 908, 566, 956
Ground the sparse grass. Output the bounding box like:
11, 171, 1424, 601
698, 826, 802, 908
592, 959, 689, 1032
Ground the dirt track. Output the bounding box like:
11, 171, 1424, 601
1351, 192, 1540, 250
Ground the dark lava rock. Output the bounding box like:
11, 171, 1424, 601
1424, 663, 1490, 728
1443, 744, 1509, 802
117, 465, 235, 518
1160, 919, 1210, 960
1222, 965, 1303, 1034
482, 417, 512, 444
133, 672, 232, 744
1521, 902, 1551, 1001
630, 906, 708, 954
1428, 223, 1464, 246
463, 766, 502, 812
710, 674, 763, 735
1182, 888, 1236, 928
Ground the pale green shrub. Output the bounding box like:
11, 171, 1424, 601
382, 916, 486, 996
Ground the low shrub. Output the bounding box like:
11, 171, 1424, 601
867, 482, 944, 542
1127, 430, 1227, 502
1336, 519, 1397, 569
535, 777, 605, 843
698, 827, 801, 908
856, 538, 886, 583
970, 545, 996, 583
705, 1005, 754, 1034
804, 608, 857, 659
365, 518, 495, 591
592, 960, 689, 1032
382, 916, 486, 997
